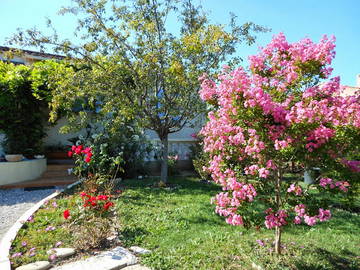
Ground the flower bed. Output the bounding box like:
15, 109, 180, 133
7, 179, 121, 269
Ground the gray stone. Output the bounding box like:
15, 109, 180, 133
52, 247, 137, 270
123, 265, 151, 270
16, 261, 51, 270
129, 246, 151, 255
47, 248, 76, 259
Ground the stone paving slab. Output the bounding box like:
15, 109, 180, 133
52, 247, 137, 270
129, 246, 151, 255
15, 261, 51, 270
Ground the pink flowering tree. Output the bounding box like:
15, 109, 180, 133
199, 33, 360, 254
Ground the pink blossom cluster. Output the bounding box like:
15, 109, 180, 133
212, 180, 257, 226
287, 184, 302, 196
264, 208, 288, 229
342, 159, 360, 173
306, 126, 335, 151
319, 177, 350, 192
199, 33, 359, 230
294, 204, 331, 226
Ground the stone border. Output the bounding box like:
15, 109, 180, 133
0, 179, 83, 270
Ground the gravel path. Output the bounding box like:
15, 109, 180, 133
0, 187, 64, 241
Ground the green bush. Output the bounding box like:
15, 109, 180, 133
0, 62, 48, 155
71, 120, 153, 179
188, 135, 211, 180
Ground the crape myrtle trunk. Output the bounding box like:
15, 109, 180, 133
275, 169, 282, 255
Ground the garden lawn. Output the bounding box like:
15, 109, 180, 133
116, 177, 360, 270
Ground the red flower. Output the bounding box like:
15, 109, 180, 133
80, 192, 89, 197
67, 151, 73, 157
82, 147, 92, 154
103, 201, 114, 211
84, 156, 91, 163
75, 145, 83, 155
71, 145, 77, 151
63, 209, 70, 219
96, 195, 108, 201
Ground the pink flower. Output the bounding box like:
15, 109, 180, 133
55, 241, 62, 247
258, 167, 270, 178
319, 178, 334, 188
266, 160, 276, 169
45, 226, 55, 231
317, 208, 331, 222
11, 252, 22, 258
225, 214, 244, 226
294, 204, 306, 217
287, 184, 302, 196
256, 239, 265, 247
304, 215, 317, 226
335, 181, 350, 192
264, 208, 287, 229
293, 216, 302, 224
49, 254, 57, 262
27, 215, 34, 223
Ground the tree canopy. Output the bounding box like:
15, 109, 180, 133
9, 0, 268, 182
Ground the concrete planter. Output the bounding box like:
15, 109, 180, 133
0, 158, 47, 186
303, 168, 321, 184
5, 154, 23, 162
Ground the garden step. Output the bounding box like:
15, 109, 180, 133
45, 164, 74, 171
47, 159, 74, 165
52, 247, 137, 270
15, 261, 51, 270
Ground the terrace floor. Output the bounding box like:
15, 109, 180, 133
0, 164, 77, 189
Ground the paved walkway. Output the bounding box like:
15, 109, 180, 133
0, 187, 62, 240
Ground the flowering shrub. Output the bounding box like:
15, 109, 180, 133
68, 140, 123, 178
199, 33, 360, 254
63, 190, 116, 250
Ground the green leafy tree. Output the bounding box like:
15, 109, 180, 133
10, 0, 267, 182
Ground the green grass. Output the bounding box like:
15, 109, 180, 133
116, 177, 360, 270
9, 177, 360, 270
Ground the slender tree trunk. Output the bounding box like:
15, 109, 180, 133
274, 226, 282, 255
274, 169, 282, 255
160, 134, 169, 183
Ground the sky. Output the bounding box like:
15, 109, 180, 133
0, 0, 359, 86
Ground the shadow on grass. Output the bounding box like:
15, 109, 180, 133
119, 227, 149, 246
118, 176, 221, 194
295, 248, 359, 270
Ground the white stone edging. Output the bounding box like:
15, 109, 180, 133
0, 179, 83, 270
